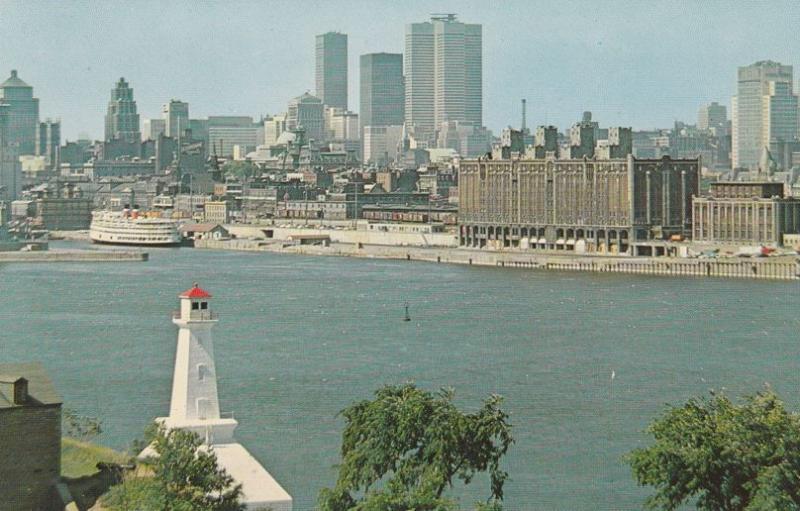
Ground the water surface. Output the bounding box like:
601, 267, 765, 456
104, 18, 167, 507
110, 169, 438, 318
1, 242, 798, 510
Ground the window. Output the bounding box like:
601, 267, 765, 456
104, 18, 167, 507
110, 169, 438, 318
200, 302, 208, 310
192, 302, 199, 310
197, 364, 208, 381
196, 398, 210, 419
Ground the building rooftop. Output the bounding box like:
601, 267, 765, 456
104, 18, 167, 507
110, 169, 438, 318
0, 69, 31, 88
179, 284, 212, 299
0, 362, 61, 409
180, 223, 226, 234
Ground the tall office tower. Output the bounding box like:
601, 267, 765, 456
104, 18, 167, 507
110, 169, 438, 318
732, 61, 797, 169
143, 118, 166, 141
0, 70, 40, 155
264, 114, 287, 146
163, 99, 190, 138
36, 119, 61, 168
360, 53, 405, 129
698, 102, 727, 131
316, 32, 348, 109
104, 77, 141, 143
404, 15, 482, 138
287, 92, 325, 142
0, 103, 22, 200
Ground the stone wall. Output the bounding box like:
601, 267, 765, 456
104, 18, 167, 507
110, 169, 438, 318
0, 405, 62, 510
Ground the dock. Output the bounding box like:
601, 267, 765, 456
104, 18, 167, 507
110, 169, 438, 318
0, 250, 148, 263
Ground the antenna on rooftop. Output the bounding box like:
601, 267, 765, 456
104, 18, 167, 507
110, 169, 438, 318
430, 13, 458, 22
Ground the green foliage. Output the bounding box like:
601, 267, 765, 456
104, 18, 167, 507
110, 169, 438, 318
63, 408, 102, 441
318, 383, 512, 511
103, 425, 244, 511
222, 161, 258, 181
627, 387, 800, 511
61, 437, 128, 479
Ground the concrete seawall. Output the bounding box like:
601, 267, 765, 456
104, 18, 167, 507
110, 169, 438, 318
0, 250, 148, 263
194, 239, 800, 281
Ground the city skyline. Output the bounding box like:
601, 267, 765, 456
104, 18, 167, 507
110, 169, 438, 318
1, 1, 800, 140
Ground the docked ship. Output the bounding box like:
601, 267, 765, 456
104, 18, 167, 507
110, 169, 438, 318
89, 210, 182, 246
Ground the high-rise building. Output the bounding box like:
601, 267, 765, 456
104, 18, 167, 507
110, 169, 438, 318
143, 118, 166, 141
287, 93, 325, 142
0, 70, 40, 155
36, 119, 60, 168
264, 114, 287, 146
404, 15, 482, 138
316, 32, 348, 110
732, 61, 798, 169
0, 103, 22, 200
104, 77, 141, 143
206, 116, 263, 158
360, 53, 404, 129
698, 102, 727, 131
363, 125, 404, 166
163, 99, 190, 139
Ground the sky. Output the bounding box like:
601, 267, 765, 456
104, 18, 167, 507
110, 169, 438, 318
1, 0, 799, 140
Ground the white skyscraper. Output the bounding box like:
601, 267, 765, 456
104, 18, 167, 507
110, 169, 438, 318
405, 15, 482, 139
732, 61, 798, 169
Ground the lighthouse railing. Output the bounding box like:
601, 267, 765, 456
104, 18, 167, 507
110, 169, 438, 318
172, 310, 218, 320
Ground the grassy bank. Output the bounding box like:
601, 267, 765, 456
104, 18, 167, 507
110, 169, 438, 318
61, 437, 129, 479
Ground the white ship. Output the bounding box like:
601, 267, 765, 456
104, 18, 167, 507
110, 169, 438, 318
89, 210, 182, 246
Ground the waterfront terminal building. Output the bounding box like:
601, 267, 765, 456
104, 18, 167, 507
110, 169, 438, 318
458, 155, 700, 255
692, 181, 800, 246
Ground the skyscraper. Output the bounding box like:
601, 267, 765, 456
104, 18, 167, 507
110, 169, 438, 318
697, 102, 727, 131
404, 15, 482, 138
316, 32, 348, 110
0, 103, 22, 200
360, 53, 404, 129
287, 92, 325, 142
36, 119, 60, 168
0, 70, 40, 155
732, 61, 798, 169
104, 77, 141, 143
163, 99, 190, 139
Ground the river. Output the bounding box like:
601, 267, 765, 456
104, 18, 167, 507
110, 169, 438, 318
1, 242, 798, 510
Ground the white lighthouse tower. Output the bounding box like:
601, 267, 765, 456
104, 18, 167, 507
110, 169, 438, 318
149, 284, 292, 511
162, 284, 237, 443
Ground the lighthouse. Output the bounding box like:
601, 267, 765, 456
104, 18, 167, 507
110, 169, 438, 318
161, 284, 237, 443
148, 284, 293, 511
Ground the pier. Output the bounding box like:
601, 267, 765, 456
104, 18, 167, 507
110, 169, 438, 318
194, 238, 800, 281
0, 250, 148, 263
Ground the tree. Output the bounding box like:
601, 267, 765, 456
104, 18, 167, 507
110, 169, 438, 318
318, 383, 513, 511
63, 408, 103, 441
627, 387, 800, 511
222, 161, 258, 181
103, 425, 244, 511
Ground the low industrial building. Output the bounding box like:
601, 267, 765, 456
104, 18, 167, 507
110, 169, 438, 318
458, 155, 700, 255
692, 182, 800, 246
361, 204, 457, 225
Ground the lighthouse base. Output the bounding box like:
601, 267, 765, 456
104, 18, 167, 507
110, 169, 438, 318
138, 418, 292, 511
158, 416, 239, 445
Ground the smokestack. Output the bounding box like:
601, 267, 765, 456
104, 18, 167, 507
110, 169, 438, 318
521, 99, 527, 132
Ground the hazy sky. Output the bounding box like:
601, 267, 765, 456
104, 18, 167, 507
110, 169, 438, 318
1, 0, 799, 140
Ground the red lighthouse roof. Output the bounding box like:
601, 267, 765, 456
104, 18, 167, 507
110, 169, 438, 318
179, 283, 212, 299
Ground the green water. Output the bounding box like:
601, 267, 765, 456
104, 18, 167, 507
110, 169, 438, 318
1, 242, 799, 510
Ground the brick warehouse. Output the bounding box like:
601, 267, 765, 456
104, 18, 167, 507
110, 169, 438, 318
458, 155, 700, 255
